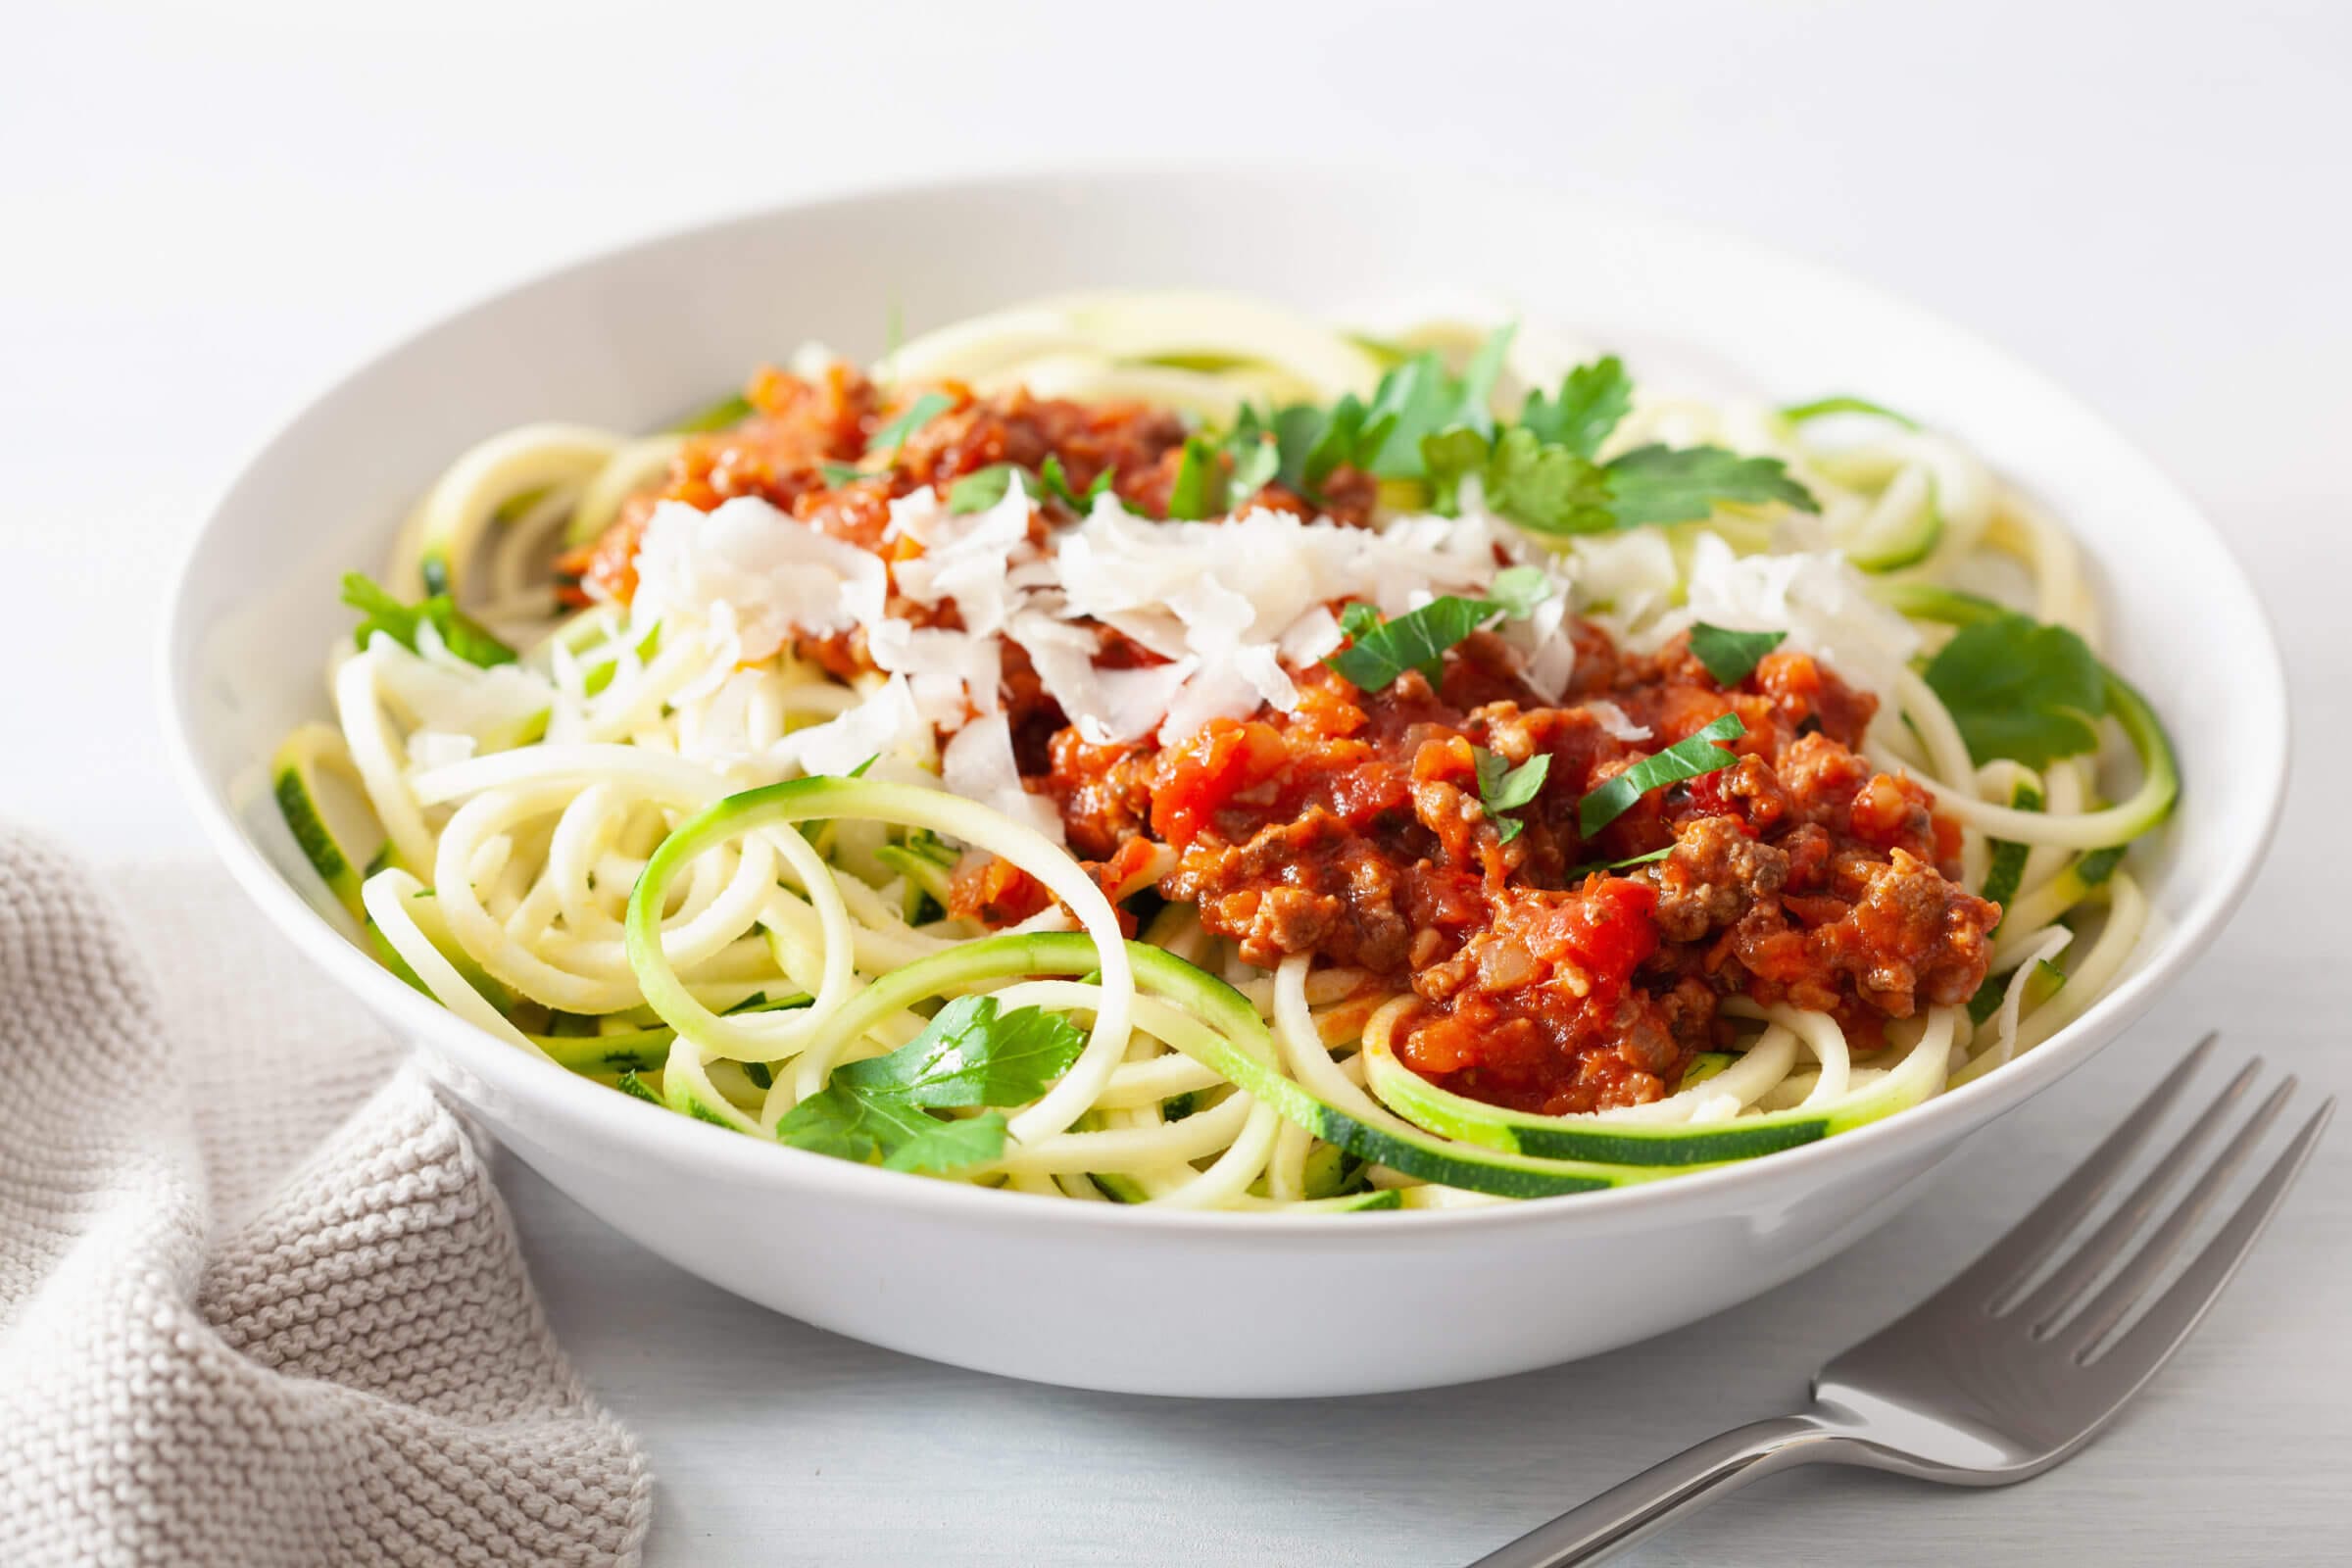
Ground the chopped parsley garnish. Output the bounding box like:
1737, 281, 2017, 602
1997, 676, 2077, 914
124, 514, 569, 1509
1472, 747, 1550, 843
772, 995, 1085, 1174
946, 464, 1025, 514
818, 460, 866, 486
1039, 454, 1113, 512
1519, 354, 1632, 458
342, 573, 516, 668
1688, 623, 1788, 685
1357, 335, 1507, 477
1405, 348, 1817, 537
1425, 425, 1618, 534
1223, 426, 1282, 504
1601, 444, 1819, 529
1564, 844, 1675, 881
1576, 712, 1745, 838
1216, 325, 1518, 506
870, 391, 954, 455
1325, 571, 1551, 692
949, 458, 1110, 514
1922, 612, 2107, 767
1165, 432, 1221, 520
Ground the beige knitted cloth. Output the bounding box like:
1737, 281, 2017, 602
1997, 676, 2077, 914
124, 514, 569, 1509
0, 830, 652, 1566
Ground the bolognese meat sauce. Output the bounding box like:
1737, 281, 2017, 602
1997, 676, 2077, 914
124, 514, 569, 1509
566, 366, 2000, 1119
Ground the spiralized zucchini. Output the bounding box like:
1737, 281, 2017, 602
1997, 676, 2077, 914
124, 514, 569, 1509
266, 291, 2174, 1209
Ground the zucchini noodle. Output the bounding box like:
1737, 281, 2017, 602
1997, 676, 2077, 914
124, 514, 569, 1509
265, 290, 2175, 1210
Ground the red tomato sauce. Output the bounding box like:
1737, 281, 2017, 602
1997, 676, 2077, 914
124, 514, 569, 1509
564, 368, 1998, 1117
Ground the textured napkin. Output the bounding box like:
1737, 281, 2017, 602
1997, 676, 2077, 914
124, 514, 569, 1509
0, 829, 651, 1566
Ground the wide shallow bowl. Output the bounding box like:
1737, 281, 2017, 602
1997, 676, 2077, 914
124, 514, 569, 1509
163, 167, 2286, 1396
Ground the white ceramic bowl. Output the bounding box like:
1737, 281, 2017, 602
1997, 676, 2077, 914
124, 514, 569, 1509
162, 168, 2287, 1397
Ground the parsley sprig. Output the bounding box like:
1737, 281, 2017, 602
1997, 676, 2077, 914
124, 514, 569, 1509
1323, 564, 1555, 691
773, 995, 1086, 1174
1922, 612, 2107, 767
870, 390, 954, 455
947, 456, 1115, 514
1221, 331, 1817, 537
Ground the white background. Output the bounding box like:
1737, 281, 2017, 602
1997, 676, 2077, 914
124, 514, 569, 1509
6, 2, 2349, 1563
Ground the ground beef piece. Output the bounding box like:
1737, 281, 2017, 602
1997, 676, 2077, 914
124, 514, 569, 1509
1248, 466, 1380, 528
1776, 728, 1875, 819
1160, 810, 1416, 970
1822, 848, 2000, 1014
1043, 727, 1156, 860
899, 387, 1186, 502
1653, 815, 1791, 942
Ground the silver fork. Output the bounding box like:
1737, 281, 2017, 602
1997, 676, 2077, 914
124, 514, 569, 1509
1469, 1035, 2334, 1568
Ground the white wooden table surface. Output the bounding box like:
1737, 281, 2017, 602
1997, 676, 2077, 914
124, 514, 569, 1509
7, 3, 2348, 1562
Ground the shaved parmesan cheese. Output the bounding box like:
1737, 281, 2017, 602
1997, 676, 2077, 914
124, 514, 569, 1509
1675, 533, 1920, 695
1568, 529, 1679, 622
1085, 661, 1199, 745
866, 619, 1003, 724
1049, 499, 1516, 743
367, 637, 555, 749
888, 474, 1038, 637
1586, 701, 1651, 742
1007, 611, 1105, 733
633, 497, 888, 668
778, 674, 929, 778
628, 481, 1589, 807
942, 713, 1065, 845
1278, 607, 1345, 666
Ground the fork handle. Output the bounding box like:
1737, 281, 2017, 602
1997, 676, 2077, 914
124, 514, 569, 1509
1465, 1413, 1854, 1567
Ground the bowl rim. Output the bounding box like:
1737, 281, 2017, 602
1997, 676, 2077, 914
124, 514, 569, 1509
159, 163, 2293, 1239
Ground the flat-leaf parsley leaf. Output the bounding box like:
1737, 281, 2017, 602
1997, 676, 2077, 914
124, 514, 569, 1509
1324, 570, 1553, 692
946, 464, 1025, 514
1576, 712, 1746, 838
870, 391, 954, 455
1519, 355, 1633, 459
773, 995, 1086, 1174
1602, 445, 1820, 528
1688, 622, 1788, 685
1921, 612, 2107, 767
1473, 747, 1550, 843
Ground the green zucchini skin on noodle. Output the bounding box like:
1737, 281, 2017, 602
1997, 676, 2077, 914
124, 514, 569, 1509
1876, 581, 2180, 845
614, 780, 1962, 1199
1360, 1033, 1943, 1168
626, 785, 1666, 1198
270, 726, 374, 921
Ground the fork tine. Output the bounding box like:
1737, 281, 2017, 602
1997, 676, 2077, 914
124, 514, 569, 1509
2080, 1097, 2333, 1372
1944, 1033, 2221, 1311
2007, 1057, 2265, 1330
2049, 1076, 2297, 1346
